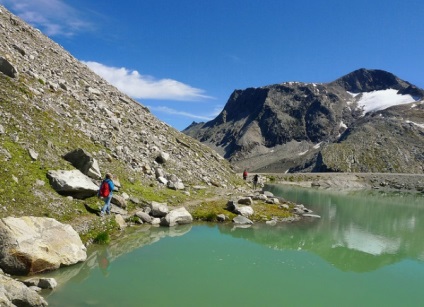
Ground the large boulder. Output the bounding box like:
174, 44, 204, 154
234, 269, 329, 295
0, 216, 87, 275
160, 207, 193, 227
0, 273, 47, 306
47, 169, 99, 199
0, 56, 18, 78
63, 148, 102, 179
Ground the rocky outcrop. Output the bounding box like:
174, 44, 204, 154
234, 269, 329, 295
184, 69, 424, 173
0, 216, 87, 275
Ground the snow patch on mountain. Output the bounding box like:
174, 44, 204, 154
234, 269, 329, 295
406, 120, 424, 129
356, 89, 417, 114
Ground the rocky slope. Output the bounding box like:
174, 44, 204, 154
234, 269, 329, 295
0, 6, 241, 231
183, 69, 424, 173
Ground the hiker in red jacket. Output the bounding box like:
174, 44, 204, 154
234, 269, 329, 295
98, 173, 114, 216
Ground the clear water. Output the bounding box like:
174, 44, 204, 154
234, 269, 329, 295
42, 185, 424, 306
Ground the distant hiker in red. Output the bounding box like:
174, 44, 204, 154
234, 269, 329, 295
243, 169, 248, 181
98, 173, 114, 216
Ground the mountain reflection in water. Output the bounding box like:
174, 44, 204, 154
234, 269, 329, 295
256, 184, 424, 272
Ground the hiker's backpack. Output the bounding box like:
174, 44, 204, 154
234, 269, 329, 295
99, 180, 110, 197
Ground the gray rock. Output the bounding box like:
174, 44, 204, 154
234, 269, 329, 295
160, 207, 193, 227
226, 200, 237, 212
63, 148, 102, 179
263, 191, 274, 197
227, 200, 254, 217
110, 204, 128, 215
23, 277, 58, 289
235, 205, 254, 217
111, 194, 127, 209
158, 176, 168, 185
151, 218, 161, 225
28, 148, 39, 161
114, 214, 127, 230
266, 198, 280, 204
12, 44, 26, 56
156, 151, 170, 164
168, 180, 185, 190
135, 211, 152, 223
238, 197, 253, 205
0, 216, 87, 275
47, 169, 99, 199
217, 214, 226, 222
130, 197, 141, 205
0, 56, 18, 78
0, 273, 47, 306
149, 201, 169, 217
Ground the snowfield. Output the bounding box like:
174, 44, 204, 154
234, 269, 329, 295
354, 89, 418, 114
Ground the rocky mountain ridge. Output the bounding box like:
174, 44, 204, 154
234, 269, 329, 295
183, 69, 424, 173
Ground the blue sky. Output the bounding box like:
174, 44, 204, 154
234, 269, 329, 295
1, 0, 423, 130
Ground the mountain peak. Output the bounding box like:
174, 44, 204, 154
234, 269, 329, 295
330, 68, 411, 93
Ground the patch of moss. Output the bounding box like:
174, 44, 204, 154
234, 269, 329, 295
191, 200, 236, 222
250, 201, 293, 221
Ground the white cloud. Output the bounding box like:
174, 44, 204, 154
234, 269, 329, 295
148, 106, 214, 121
0, 0, 92, 36
83, 61, 213, 101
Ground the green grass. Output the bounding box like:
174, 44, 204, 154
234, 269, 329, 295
93, 232, 110, 244
191, 200, 237, 222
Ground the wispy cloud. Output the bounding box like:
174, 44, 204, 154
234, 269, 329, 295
83, 61, 213, 101
148, 106, 215, 121
0, 0, 92, 36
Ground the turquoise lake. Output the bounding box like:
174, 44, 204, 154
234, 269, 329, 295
42, 185, 424, 306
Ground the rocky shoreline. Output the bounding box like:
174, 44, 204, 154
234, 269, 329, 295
2, 172, 423, 306
266, 172, 424, 193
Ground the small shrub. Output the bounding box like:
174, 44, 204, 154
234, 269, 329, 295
94, 232, 110, 244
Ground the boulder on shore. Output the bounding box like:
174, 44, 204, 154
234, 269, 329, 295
160, 207, 193, 227
0, 216, 87, 275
